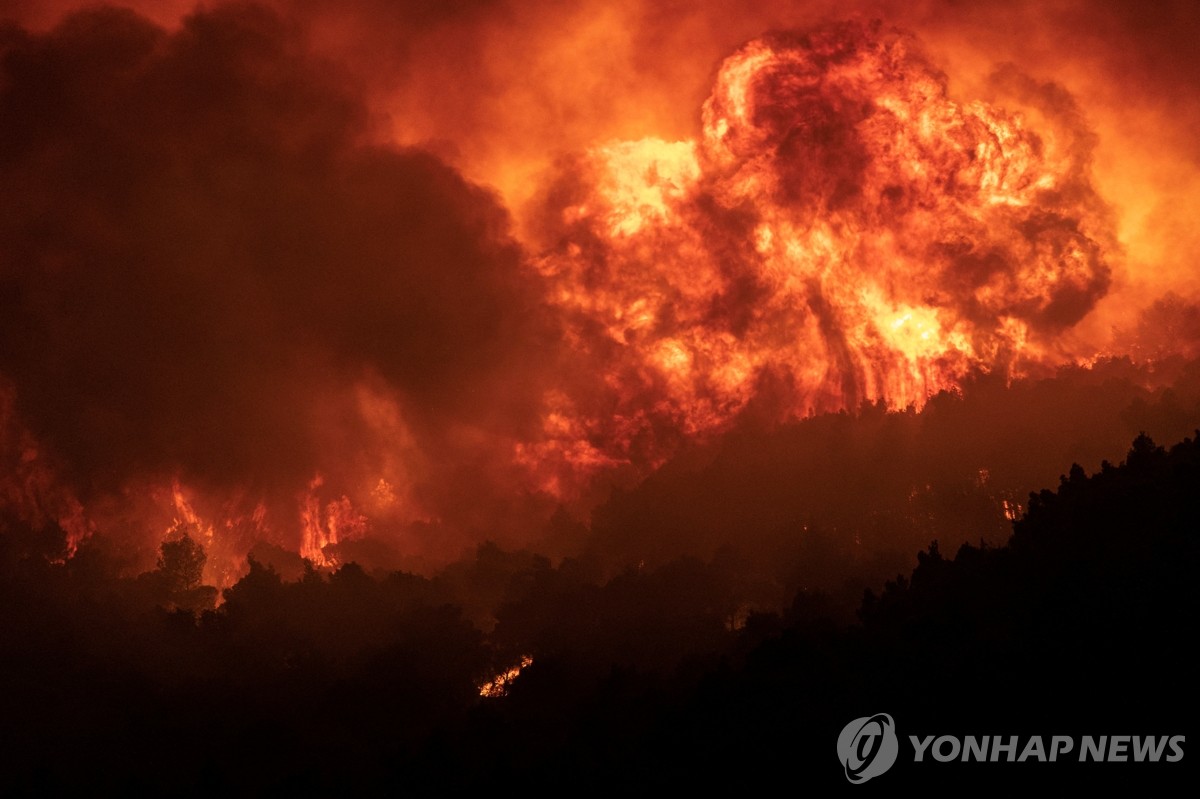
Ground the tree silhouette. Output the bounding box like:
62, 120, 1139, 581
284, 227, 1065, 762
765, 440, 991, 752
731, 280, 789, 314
157, 528, 206, 594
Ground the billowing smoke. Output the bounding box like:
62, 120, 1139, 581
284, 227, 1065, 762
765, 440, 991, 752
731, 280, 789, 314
0, 4, 560, 575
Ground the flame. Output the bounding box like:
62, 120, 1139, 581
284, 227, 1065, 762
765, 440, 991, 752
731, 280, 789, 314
156, 480, 275, 588
523, 21, 1115, 495
170, 480, 216, 549
299, 475, 370, 567
159, 474, 374, 581
586, 138, 701, 237
478, 655, 534, 698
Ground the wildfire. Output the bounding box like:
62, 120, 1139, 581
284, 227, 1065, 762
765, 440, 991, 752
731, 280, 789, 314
145, 474, 377, 584
0, 11, 1161, 574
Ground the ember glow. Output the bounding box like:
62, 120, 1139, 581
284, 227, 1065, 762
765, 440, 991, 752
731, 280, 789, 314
0, 1, 1197, 582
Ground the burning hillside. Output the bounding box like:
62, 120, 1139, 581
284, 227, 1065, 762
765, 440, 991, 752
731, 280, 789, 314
0, 2, 1197, 584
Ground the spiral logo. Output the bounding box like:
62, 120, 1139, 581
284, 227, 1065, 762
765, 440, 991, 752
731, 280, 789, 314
837, 713, 899, 783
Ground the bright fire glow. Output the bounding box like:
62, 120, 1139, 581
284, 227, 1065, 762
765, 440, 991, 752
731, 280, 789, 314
478, 655, 534, 698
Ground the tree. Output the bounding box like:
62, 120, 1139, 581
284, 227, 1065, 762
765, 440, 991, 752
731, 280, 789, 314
157, 528, 206, 594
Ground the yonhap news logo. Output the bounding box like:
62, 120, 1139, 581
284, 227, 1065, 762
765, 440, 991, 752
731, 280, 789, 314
837, 713, 1185, 783
837, 713, 899, 783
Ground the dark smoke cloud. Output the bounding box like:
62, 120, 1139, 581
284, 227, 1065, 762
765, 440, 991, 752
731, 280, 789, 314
0, 4, 558, 546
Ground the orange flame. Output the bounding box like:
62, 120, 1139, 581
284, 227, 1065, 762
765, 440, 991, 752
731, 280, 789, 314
522, 21, 1115, 497
478, 655, 534, 698
299, 475, 369, 567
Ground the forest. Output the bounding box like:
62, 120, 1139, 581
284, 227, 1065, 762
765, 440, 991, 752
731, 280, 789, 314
2, 368, 1195, 791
